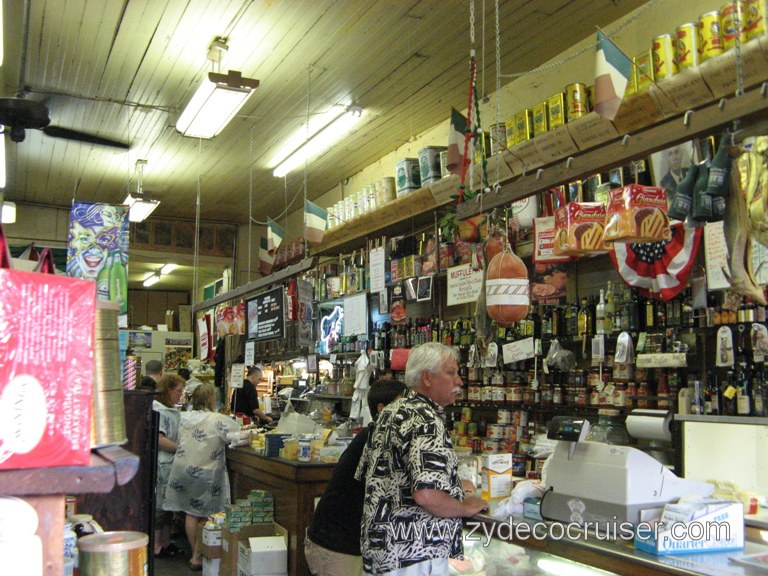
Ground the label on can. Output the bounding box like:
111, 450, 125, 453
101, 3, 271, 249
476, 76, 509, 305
652, 34, 678, 79
504, 117, 517, 148
483, 439, 500, 453
547, 93, 565, 129
532, 102, 549, 136
721, 1, 747, 49
497, 409, 512, 425
298, 440, 311, 462
675, 23, 701, 69
512, 454, 527, 476
565, 83, 588, 121
746, 0, 767, 39
461, 406, 472, 422
699, 11, 724, 61
514, 109, 533, 143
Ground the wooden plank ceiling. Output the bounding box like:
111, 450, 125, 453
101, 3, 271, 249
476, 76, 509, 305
0, 0, 646, 291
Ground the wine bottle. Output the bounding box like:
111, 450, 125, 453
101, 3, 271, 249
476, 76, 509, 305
596, 289, 606, 335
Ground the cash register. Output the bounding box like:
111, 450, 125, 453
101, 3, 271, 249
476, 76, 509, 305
541, 416, 713, 525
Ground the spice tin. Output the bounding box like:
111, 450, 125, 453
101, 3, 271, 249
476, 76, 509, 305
652, 34, 678, 79
418, 146, 446, 185
395, 158, 421, 196
565, 83, 589, 121
699, 10, 724, 61
439, 150, 450, 179
299, 439, 311, 462
634, 50, 655, 91
547, 92, 565, 129
721, 1, 747, 49
532, 101, 549, 136
514, 109, 533, 143
746, 0, 766, 39
675, 22, 701, 69
505, 116, 517, 148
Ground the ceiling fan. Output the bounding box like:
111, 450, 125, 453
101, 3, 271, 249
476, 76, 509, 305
0, 96, 130, 149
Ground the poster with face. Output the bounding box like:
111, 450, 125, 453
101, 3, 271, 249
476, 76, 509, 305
67, 202, 130, 313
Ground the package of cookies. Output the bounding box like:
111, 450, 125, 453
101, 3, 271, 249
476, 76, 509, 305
602, 184, 671, 243
553, 202, 608, 256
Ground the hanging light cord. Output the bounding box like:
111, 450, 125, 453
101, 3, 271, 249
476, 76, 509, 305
192, 138, 202, 301
248, 126, 254, 282
302, 66, 312, 257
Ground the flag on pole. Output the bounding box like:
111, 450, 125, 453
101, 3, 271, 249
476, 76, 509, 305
593, 29, 633, 121
446, 107, 469, 175
267, 218, 285, 252
304, 199, 328, 244
259, 236, 275, 275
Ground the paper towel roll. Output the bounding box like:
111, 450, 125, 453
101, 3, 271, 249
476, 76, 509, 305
626, 411, 672, 441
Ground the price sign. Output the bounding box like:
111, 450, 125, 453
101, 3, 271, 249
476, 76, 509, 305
246, 286, 285, 341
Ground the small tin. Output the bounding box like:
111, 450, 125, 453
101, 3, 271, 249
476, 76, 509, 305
497, 409, 512, 425
652, 33, 678, 79
483, 439, 500, 453
504, 116, 517, 148
488, 424, 506, 439
489, 123, 507, 155
532, 101, 549, 136
298, 439, 311, 462
474, 131, 491, 164
381, 176, 396, 201
721, 1, 747, 49
395, 158, 421, 196
547, 92, 565, 129
675, 22, 701, 70
746, 0, 766, 39
634, 50, 655, 91
439, 150, 450, 179
418, 146, 446, 185
514, 109, 534, 143
699, 10, 724, 61
565, 83, 589, 121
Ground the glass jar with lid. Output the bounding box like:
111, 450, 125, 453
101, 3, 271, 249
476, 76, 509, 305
588, 409, 631, 445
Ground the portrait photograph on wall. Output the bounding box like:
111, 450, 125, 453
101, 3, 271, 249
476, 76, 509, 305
650, 140, 698, 194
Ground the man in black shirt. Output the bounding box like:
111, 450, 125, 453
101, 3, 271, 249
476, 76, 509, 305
304, 380, 405, 576
231, 365, 273, 424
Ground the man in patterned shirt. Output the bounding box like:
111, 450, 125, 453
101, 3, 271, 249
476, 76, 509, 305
355, 342, 487, 575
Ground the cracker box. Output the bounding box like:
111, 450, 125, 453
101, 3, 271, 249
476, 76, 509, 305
481, 453, 513, 500
0, 265, 95, 469
553, 202, 608, 256
603, 184, 671, 244
200, 523, 222, 559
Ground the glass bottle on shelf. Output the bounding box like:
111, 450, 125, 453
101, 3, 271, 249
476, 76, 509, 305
735, 356, 753, 416
604, 282, 615, 334
705, 369, 720, 415
596, 289, 606, 335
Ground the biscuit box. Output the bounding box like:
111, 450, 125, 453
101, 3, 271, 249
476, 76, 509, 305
603, 184, 671, 244
553, 202, 608, 256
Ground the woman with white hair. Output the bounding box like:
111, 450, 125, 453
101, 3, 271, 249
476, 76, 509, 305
356, 342, 487, 576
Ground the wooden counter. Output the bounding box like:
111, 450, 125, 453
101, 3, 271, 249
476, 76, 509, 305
227, 448, 334, 576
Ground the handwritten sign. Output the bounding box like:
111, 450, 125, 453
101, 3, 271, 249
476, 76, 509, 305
369, 246, 386, 294
502, 337, 535, 364
230, 363, 245, 388
656, 68, 713, 111
566, 112, 619, 150
447, 264, 484, 306
704, 221, 730, 291
244, 340, 255, 365
247, 286, 285, 341
507, 138, 543, 173
428, 176, 461, 205
699, 38, 768, 98
612, 90, 663, 134
533, 125, 579, 162
343, 292, 368, 337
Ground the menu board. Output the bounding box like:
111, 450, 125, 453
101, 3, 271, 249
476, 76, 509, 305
246, 287, 285, 341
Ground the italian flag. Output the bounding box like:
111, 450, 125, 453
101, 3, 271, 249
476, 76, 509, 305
267, 218, 285, 252
259, 236, 275, 275
593, 29, 633, 121
446, 107, 468, 175
304, 199, 327, 244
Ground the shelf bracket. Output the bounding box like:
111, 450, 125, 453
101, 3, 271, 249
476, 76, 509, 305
621, 134, 631, 147
719, 97, 727, 110
565, 156, 574, 170
683, 110, 694, 127
536, 168, 544, 180
761, 82, 768, 97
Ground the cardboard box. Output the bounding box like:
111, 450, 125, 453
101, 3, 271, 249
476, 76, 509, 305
203, 556, 220, 576
237, 525, 288, 575
634, 500, 744, 555
203, 525, 222, 547
481, 453, 513, 500
220, 524, 286, 576
200, 524, 222, 559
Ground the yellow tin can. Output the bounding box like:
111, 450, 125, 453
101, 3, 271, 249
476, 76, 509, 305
675, 22, 701, 69
505, 116, 517, 148
721, 1, 747, 49
489, 123, 507, 155
746, 0, 766, 39
515, 109, 533, 143
652, 33, 678, 79
565, 83, 589, 121
532, 101, 549, 136
473, 131, 491, 164
547, 92, 565, 129
699, 10, 724, 61
634, 50, 655, 91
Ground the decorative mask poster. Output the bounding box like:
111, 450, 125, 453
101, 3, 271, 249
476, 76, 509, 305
66, 202, 130, 315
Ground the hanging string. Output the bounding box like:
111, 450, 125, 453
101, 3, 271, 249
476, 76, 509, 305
302, 66, 312, 258
480, 0, 486, 100
248, 182, 304, 226
192, 138, 202, 301
493, 0, 501, 190
458, 0, 477, 203
498, 0, 661, 79
248, 126, 254, 282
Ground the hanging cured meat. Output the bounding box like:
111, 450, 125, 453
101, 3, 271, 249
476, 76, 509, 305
486, 248, 531, 326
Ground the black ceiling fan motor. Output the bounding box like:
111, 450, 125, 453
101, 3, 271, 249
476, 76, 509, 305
0, 98, 51, 130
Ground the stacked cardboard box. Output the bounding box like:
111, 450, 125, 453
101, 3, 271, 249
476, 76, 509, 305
223, 491, 275, 531
220, 523, 287, 576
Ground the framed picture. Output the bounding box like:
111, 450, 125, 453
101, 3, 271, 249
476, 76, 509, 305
416, 276, 433, 302
650, 140, 698, 194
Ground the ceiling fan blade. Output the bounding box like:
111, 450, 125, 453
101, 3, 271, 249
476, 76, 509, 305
42, 126, 130, 150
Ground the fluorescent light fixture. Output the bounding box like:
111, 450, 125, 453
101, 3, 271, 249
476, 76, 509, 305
123, 193, 160, 222
272, 106, 363, 178
143, 273, 161, 287
0, 201, 15, 224
176, 70, 260, 139
160, 263, 178, 275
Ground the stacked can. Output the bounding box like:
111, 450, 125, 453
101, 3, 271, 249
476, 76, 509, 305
699, 10, 724, 61
721, 0, 747, 49
652, 34, 678, 79
675, 22, 700, 70
93, 302, 127, 448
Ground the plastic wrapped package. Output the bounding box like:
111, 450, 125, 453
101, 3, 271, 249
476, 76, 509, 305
492, 480, 545, 519
0, 239, 96, 469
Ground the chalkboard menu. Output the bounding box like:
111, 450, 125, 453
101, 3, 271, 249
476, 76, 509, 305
246, 287, 285, 341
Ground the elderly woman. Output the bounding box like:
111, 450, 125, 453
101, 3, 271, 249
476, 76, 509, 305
153, 374, 185, 558
163, 383, 240, 571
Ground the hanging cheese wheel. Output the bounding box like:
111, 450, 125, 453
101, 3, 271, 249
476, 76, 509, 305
486, 248, 530, 326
